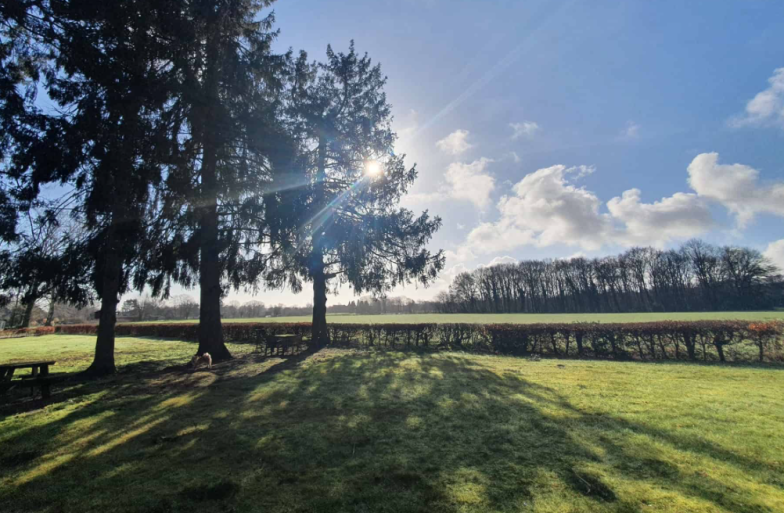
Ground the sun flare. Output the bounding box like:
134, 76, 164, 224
364, 160, 382, 177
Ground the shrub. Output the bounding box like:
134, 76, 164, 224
0, 326, 56, 338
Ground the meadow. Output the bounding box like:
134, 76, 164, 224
144, 310, 784, 325
1, 334, 783, 512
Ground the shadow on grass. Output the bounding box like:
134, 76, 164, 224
0, 349, 780, 512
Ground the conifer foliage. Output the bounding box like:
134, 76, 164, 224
1, 2, 443, 368
266, 43, 444, 346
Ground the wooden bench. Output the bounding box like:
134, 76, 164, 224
253, 331, 305, 356
18, 374, 66, 399
274, 334, 305, 356
1, 360, 58, 398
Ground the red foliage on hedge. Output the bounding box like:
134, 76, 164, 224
54, 320, 784, 363
0, 326, 56, 338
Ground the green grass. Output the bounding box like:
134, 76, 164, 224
138, 311, 784, 324
2, 335, 784, 512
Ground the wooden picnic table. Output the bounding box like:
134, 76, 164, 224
1, 360, 57, 398
251, 330, 305, 356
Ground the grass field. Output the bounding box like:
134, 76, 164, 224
141, 310, 784, 325
2, 335, 783, 512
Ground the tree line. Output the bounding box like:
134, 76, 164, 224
436, 240, 783, 314
0, 0, 443, 374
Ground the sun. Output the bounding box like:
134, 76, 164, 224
364, 160, 382, 177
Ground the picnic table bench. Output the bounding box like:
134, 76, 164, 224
1, 360, 58, 398
252, 330, 306, 356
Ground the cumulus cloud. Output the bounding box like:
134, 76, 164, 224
462, 164, 714, 255
482, 256, 518, 267
729, 68, 784, 129
444, 158, 495, 209
687, 152, 784, 226
496, 165, 612, 250
509, 121, 540, 140
607, 189, 714, 246
444, 246, 477, 265
436, 129, 473, 155
443, 151, 784, 263
465, 222, 535, 254
763, 239, 784, 274
401, 158, 495, 210
559, 252, 586, 261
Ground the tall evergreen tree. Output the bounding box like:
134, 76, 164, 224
149, 0, 291, 360
2, 0, 179, 374
267, 43, 444, 346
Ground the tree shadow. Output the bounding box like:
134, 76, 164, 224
0, 350, 781, 512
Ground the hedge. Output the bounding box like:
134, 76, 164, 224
54, 320, 784, 363
0, 326, 56, 339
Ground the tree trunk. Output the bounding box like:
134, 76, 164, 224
311, 250, 330, 348
685, 333, 696, 361
576, 332, 584, 356
758, 343, 764, 363
195, 26, 230, 362
608, 333, 618, 358
309, 133, 330, 349
715, 341, 726, 362
198, 236, 230, 360
21, 298, 36, 328
45, 299, 55, 326
85, 245, 122, 376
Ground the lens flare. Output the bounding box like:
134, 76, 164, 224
365, 160, 382, 177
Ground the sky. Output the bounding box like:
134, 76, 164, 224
182, 0, 784, 307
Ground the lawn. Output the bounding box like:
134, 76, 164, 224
142, 310, 784, 325
1, 335, 783, 512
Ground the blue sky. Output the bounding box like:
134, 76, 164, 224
152, 0, 784, 306
232, 0, 784, 306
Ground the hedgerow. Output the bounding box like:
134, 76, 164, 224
54, 320, 784, 363
0, 326, 56, 338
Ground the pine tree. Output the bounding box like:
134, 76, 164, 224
149, 0, 292, 361
2, 0, 179, 374
267, 43, 444, 346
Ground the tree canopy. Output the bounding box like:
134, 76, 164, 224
1, 2, 443, 371
265, 42, 444, 345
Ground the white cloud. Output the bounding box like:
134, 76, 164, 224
620, 121, 640, 139
461, 163, 714, 255
465, 222, 535, 254
729, 68, 784, 129
507, 151, 521, 163
763, 239, 784, 274
444, 158, 495, 209
687, 152, 784, 226
457, 223, 465, 230
509, 121, 540, 140
436, 129, 473, 155
400, 158, 495, 210
444, 246, 477, 265
607, 189, 714, 246
493, 165, 612, 250
483, 256, 518, 267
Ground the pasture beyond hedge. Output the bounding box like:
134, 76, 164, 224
55, 320, 784, 363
